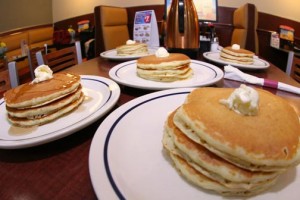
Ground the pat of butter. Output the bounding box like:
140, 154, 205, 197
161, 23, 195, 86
220, 84, 259, 116
31, 65, 53, 84
126, 40, 136, 45
232, 44, 240, 50
155, 47, 169, 58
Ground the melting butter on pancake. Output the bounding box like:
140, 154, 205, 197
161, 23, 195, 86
162, 86, 300, 196
136, 49, 193, 82
173, 87, 300, 172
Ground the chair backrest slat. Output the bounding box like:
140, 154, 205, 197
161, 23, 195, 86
28, 46, 46, 79
291, 60, 300, 83
0, 61, 19, 98
42, 41, 82, 72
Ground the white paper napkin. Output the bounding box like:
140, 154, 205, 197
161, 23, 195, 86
224, 65, 300, 95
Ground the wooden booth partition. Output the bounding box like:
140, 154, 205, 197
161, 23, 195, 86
213, 6, 235, 48
257, 12, 300, 72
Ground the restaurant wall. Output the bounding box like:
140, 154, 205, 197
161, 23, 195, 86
219, 0, 299, 22
52, 0, 300, 23
0, 0, 52, 33
52, 0, 163, 23
0, 0, 298, 33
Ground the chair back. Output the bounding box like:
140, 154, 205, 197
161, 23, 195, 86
94, 5, 130, 55
231, 3, 259, 54
27, 46, 46, 79
0, 61, 19, 97
42, 41, 82, 72
290, 54, 300, 83
0, 57, 7, 70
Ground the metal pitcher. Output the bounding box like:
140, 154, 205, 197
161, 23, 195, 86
166, 0, 199, 51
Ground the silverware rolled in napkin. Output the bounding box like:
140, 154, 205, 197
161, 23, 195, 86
224, 65, 300, 95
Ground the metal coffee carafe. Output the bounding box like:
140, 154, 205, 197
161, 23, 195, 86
166, 0, 199, 57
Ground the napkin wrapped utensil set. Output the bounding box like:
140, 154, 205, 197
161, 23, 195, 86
223, 65, 300, 95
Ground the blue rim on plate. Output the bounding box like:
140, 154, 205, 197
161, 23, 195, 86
100, 47, 158, 61
203, 51, 270, 70
0, 75, 120, 149
109, 60, 224, 90
89, 87, 300, 200
89, 88, 193, 199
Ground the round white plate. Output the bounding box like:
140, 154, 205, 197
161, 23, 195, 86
0, 75, 120, 149
203, 51, 270, 70
109, 60, 224, 90
100, 47, 158, 61
89, 88, 300, 200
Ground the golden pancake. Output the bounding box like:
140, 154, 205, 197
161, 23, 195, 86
164, 110, 279, 186
163, 131, 276, 193
137, 67, 193, 82
219, 56, 253, 65
167, 152, 277, 196
137, 53, 190, 69
6, 85, 82, 118
116, 42, 148, 56
7, 92, 84, 127
136, 53, 193, 82
220, 51, 254, 64
220, 46, 254, 64
4, 73, 81, 108
173, 87, 300, 172
222, 46, 255, 57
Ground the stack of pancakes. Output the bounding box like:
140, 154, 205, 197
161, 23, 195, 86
116, 42, 148, 56
136, 53, 193, 82
4, 73, 84, 127
220, 46, 255, 64
162, 87, 300, 196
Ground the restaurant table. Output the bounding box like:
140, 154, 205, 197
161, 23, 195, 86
0, 56, 299, 200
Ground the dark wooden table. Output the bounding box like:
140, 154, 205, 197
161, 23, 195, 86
0, 56, 299, 199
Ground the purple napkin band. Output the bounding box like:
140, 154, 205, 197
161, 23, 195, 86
264, 79, 278, 88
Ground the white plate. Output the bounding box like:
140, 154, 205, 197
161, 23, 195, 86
100, 47, 158, 61
89, 88, 300, 200
203, 51, 270, 70
109, 60, 224, 90
0, 75, 120, 149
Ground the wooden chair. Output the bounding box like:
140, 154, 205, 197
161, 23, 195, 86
27, 46, 46, 79
37, 41, 82, 72
0, 57, 8, 70
231, 3, 259, 54
0, 61, 19, 97
94, 5, 130, 56
289, 54, 300, 83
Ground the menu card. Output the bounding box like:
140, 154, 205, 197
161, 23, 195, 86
133, 10, 159, 47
